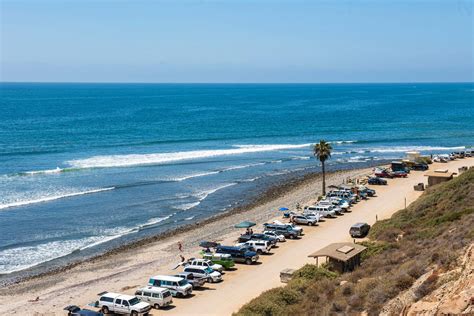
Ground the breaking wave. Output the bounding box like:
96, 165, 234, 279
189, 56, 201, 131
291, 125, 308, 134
0, 187, 115, 211
66, 144, 313, 169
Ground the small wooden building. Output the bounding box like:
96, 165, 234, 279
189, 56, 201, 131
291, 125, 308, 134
424, 170, 456, 186
308, 243, 367, 273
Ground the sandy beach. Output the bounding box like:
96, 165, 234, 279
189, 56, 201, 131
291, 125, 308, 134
1, 158, 473, 315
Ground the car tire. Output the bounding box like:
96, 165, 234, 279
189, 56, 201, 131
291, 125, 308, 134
101, 306, 109, 314
257, 249, 262, 255
208, 277, 213, 283
245, 258, 252, 265
154, 303, 161, 309
308, 222, 313, 226
131, 311, 138, 316
290, 234, 295, 239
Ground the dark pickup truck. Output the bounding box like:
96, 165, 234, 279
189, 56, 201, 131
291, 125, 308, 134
216, 245, 259, 265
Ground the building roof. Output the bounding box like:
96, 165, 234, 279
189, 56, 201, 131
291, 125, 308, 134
424, 171, 456, 178
308, 242, 367, 262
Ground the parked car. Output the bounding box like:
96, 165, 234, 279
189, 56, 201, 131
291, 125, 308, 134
327, 190, 358, 203
238, 234, 277, 247
357, 186, 376, 197
64, 305, 104, 316
183, 265, 222, 283
316, 201, 343, 215
134, 286, 173, 309
216, 245, 259, 265
236, 240, 271, 254
263, 230, 286, 242
174, 272, 206, 289
374, 169, 394, 178
391, 171, 408, 178
201, 253, 235, 270
292, 214, 318, 225
187, 258, 223, 273
304, 205, 336, 218
328, 197, 351, 210
410, 163, 429, 171
263, 223, 299, 239
349, 222, 371, 238
97, 292, 151, 316
148, 275, 192, 297
273, 220, 304, 235
368, 177, 387, 185
432, 155, 448, 163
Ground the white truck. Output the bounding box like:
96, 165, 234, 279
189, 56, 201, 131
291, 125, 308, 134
187, 258, 224, 273
97, 291, 151, 315
236, 240, 271, 254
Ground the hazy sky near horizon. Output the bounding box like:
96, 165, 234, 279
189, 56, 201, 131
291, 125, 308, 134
1, 0, 473, 83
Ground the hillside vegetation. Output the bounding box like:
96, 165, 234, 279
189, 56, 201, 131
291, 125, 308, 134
235, 169, 474, 316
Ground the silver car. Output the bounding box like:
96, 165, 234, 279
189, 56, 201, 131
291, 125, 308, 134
292, 215, 318, 226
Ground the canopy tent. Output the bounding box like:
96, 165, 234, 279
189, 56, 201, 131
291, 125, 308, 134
279, 207, 289, 211
234, 221, 256, 228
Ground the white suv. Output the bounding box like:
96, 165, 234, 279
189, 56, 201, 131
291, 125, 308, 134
98, 291, 151, 315
183, 266, 222, 283
187, 258, 223, 273
236, 240, 271, 254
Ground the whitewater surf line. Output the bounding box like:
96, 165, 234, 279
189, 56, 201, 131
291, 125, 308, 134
66, 144, 313, 169
0, 187, 115, 210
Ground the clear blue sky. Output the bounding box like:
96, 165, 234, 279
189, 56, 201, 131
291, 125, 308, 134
1, 0, 472, 83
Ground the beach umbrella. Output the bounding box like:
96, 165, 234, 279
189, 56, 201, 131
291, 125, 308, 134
234, 221, 256, 229
279, 207, 289, 211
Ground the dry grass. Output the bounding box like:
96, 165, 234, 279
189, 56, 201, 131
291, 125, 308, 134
235, 169, 474, 316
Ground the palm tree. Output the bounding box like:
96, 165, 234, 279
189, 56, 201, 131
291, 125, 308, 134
313, 140, 333, 195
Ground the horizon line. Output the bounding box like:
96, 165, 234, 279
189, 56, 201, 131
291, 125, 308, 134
1, 81, 473, 85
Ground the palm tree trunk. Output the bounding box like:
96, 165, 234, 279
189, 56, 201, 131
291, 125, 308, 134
322, 161, 326, 195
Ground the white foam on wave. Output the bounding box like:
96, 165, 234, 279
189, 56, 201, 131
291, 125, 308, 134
291, 156, 311, 160
21, 167, 63, 176
67, 144, 313, 169
170, 171, 220, 182
366, 145, 466, 153
0, 215, 174, 274
173, 202, 201, 211
193, 183, 237, 201
185, 216, 195, 221
221, 162, 266, 171
329, 140, 357, 144
0, 187, 115, 211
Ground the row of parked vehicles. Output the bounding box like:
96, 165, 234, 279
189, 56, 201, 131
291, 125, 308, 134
66, 182, 383, 315
433, 151, 473, 162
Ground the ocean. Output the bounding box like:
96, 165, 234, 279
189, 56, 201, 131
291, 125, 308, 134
0, 82, 472, 282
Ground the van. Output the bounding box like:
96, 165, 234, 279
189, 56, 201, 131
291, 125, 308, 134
349, 222, 371, 238
148, 275, 192, 297
134, 286, 172, 309
304, 205, 336, 218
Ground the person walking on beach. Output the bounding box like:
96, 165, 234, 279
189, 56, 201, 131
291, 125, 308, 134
178, 241, 183, 252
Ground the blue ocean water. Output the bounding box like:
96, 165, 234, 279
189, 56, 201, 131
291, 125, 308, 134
0, 83, 473, 280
